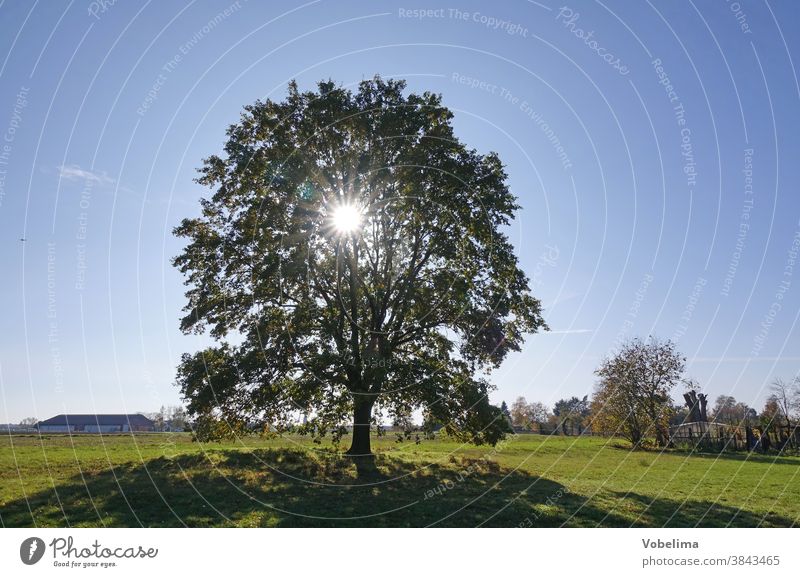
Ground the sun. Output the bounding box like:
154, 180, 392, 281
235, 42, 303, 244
331, 203, 362, 234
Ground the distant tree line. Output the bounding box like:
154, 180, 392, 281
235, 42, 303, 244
590, 338, 800, 451
143, 405, 189, 432
506, 395, 590, 435
504, 337, 800, 452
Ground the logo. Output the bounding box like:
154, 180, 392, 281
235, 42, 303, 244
20, 537, 46, 565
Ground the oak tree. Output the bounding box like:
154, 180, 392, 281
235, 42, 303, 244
174, 77, 546, 455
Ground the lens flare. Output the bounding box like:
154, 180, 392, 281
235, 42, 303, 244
332, 204, 361, 234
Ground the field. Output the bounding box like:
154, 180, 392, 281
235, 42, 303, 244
1, 432, 798, 528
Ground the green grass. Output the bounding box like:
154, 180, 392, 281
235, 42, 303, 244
1, 432, 798, 527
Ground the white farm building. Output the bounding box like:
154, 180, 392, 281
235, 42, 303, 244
36, 414, 155, 433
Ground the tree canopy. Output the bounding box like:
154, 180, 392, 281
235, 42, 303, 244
710, 395, 755, 427
591, 337, 685, 447
509, 396, 549, 432
553, 395, 589, 435
173, 77, 547, 455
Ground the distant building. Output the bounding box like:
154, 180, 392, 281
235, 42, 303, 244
36, 414, 155, 433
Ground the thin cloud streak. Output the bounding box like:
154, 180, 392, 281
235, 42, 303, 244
58, 164, 115, 185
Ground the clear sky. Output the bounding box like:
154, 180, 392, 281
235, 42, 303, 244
1, 0, 799, 423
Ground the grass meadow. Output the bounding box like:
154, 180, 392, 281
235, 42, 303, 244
1, 432, 798, 528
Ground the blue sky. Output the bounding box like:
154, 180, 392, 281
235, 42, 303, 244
1, 0, 799, 422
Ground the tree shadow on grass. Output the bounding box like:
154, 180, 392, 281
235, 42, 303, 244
1, 448, 794, 527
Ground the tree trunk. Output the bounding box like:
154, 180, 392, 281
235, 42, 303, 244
655, 427, 665, 447
630, 428, 642, 448
347, 400, 373, 456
